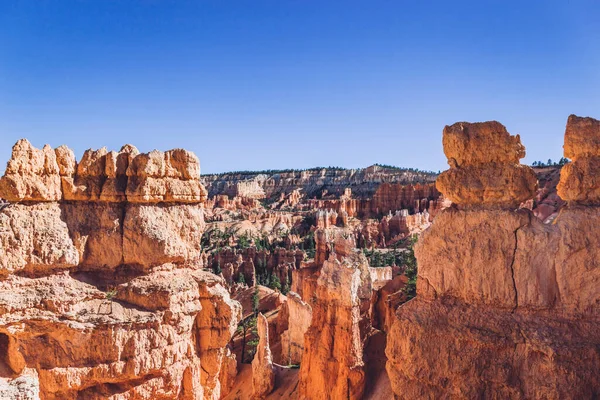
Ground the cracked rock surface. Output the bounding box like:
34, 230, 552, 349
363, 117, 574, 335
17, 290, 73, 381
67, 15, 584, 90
387, 118, 600, 399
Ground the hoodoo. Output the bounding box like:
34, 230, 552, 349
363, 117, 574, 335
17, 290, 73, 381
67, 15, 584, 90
386, 117, 600, 399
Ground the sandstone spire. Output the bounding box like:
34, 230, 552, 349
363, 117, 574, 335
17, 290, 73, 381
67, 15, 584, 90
386, 118, 600, 398
252, 312, 275, 399
298, 238, 371, 400
0, 139, 62, 202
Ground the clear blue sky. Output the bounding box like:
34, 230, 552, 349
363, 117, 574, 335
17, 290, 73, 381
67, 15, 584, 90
1, 1, 599, 174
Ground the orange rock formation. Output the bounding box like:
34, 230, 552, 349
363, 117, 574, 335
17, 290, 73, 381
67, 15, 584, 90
251, 313, 275, 399
0, 141, 240, 400
297, 234, 372, 400
436, 121, 538, 208
386, 118, 600, 399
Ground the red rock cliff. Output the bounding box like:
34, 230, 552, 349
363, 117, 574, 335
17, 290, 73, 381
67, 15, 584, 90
386, 118, 600, 399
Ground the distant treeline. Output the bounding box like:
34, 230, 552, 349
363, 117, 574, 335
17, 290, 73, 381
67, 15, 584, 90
205, 163, 438, 177
531, 158, 570, 167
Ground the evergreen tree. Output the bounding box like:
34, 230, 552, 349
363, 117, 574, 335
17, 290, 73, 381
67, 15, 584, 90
252, 285, 260, 315
237, 273, 246, 284
269, 274, 282, 292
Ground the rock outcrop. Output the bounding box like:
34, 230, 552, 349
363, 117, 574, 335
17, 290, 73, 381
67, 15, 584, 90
436, 121, 538, 208
0, 140, 62, 202
298, 237, 372, 400
252, 313, 275, 399
0, 141, 240, 400
386, 118, 600, 399
557, 114, 600, 204
279, 292, 312, 365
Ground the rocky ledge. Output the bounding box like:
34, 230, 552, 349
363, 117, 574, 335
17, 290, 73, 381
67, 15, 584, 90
0, 141, 240, 400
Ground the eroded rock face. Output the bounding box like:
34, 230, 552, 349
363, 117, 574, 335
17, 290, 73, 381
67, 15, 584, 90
298, 248, 371, 400
442, 121, 525, 166
563, 114, 600, 160
436, 121, 537, 208
123, 204, 205, 268
0, 140, 62, 202
196, 281, 242, 400
0, 203, 79, 277
127, 149, 207, 203
0, 140, 240, 400
558, 115, 600, 204
279, 292, 312, 365
252, 313, 275, 399
386, 118, 600, 399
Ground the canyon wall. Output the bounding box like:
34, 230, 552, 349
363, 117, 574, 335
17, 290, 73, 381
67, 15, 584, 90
0, 140, 240, 400
202, 165, 436, 199
386, 117, 600, 399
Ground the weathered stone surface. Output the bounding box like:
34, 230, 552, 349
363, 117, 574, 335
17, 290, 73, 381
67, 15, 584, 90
196, 279, 242, 400
0, 140, 62, 202
557, 116, 600, 204
436, 121, 537, 208
279, 292, 312, 365
2, 140, 208, 204
0, 369, 39, 400
126, 149, 207, 203
123, 204, 205, 268
416, 208, 528, 308
442, 121, 526, 166
100, 144, 140, 202
387, 117, 600, 399
386, 298, 600, 400
563, 114, 600, 160
54, 145, 76, 177
252, 313, 275, 399
298, 250, 370, 400
0, 204, 79, 276
437, 163, 537, 209
372, 274, 407, 333
60, 203, 123, 269
0, 140, 237, 399
0, 264, 240, 399
61, 147, 108, 201
387, 206, 600, 397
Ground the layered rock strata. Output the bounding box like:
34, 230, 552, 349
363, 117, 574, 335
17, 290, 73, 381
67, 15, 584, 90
0, 140, 240, 400
436, 121, 538, 208
202, 165, 437, 199
386, 118, 600, 399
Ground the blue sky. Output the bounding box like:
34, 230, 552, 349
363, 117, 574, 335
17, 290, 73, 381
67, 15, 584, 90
1, 1, 599, 174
